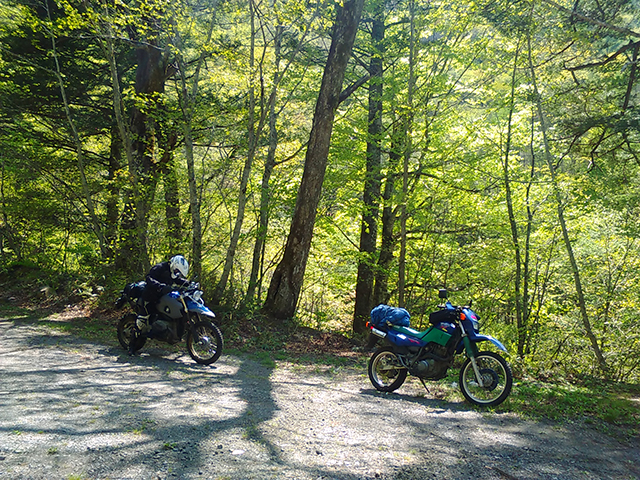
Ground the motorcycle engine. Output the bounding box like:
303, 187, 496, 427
149, 320, 180, 344
409, 355, 450, 379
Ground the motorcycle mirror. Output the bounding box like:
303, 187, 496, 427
438, 288, 448, 299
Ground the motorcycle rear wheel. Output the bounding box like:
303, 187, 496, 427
368, 347, 407, 392
186, 320, 223, 365
117, 313, 147, 353
459, 351, 512, 407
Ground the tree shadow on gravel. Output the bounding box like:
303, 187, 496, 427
0, 316, 378, 479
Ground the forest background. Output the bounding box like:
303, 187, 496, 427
1, 0, 639, 384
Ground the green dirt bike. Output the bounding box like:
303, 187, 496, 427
367, 289, 512, 407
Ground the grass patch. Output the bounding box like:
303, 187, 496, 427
505, 378, 640, 434
250, 350, 277, 368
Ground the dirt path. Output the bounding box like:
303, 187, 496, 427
1, 316, 639, 480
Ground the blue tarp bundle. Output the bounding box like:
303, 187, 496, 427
369, 304, 411, 328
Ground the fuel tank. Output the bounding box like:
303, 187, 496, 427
156, 292, 184, 319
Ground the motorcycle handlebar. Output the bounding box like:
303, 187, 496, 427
174, 284, 203, 296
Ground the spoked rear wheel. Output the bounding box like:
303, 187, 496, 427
186, 320, 223, 365
459, 351, 512, 407
368, 347, 407, 392
117, 313, 146, 353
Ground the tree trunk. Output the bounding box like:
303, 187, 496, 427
161, 138, 182, 255
527, 33, 608, 372
0, 159, 20, 261
103, 24, 170, 274
263, 0, 365, 319
353, 0, 384, 333
128, 42, 170, 271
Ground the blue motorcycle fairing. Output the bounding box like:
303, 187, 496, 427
184, 298, 216, 318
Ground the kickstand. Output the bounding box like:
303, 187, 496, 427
419, 377, 430, 393
128, 329, 138, 355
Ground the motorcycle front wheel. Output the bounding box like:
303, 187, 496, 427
117, 313, 147, 353
186, 320, 223, 365
459, 351, 512, 407
368, 347, 407, 392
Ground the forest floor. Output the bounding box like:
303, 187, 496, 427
1, 306, 640, 480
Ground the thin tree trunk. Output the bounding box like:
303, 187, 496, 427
527, 32, 607, 372
522, 106, 537, 356
263, 0, 366, 320
173, 7, 217, 281
0, 158, 20, 261
374, 118, 402, 305
215, 0, 258, 299
46, 2, 108, 259
398, 0, 416, 307
105, 127, 122, 256
246, 3, 321, 304
246, 24, 284, 304
503, 45, 526, 357
353, 0, 384, 333
182, 121, 202, 280
97, 18, 142, 273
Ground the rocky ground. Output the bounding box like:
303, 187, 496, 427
1, 314, 639, 480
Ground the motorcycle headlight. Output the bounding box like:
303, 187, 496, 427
471, 318, 480, 332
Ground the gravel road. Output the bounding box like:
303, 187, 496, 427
1, 315, 639, 480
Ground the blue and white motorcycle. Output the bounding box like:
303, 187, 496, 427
115, 281, 223, 365
367, 289, 512, 406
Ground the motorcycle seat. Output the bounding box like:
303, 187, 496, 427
391, 325, 427, 338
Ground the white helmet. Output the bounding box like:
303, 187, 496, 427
169, 255, 189, 279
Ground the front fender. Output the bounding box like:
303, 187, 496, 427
473, 334, 507, 352
456, 334, 508, 354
